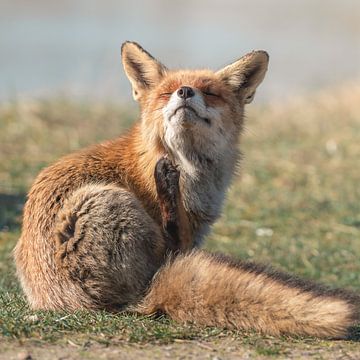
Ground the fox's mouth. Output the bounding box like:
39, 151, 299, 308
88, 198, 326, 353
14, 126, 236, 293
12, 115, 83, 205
171, 105, 211, 125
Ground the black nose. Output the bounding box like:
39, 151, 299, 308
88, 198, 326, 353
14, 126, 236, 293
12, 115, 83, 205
177, 86, 195, 99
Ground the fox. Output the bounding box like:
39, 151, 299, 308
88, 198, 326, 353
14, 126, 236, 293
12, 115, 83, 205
14, 41, 359, 339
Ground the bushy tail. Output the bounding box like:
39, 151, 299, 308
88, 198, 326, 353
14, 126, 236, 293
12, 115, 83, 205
135, 250, 359, 338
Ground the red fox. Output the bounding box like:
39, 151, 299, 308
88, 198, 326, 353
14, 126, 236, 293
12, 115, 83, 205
14, 41, 359, 338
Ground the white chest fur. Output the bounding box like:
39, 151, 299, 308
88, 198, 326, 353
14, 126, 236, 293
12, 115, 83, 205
178, 148, 238, 246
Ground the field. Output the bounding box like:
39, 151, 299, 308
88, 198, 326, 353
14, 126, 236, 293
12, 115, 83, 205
1, 84, 360, 359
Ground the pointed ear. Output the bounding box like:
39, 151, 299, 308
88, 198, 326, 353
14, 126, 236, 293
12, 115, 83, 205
121, 41, 167, 101
217, 51, 269, 104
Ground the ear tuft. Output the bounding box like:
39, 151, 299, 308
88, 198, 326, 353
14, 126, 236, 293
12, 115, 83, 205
217, 50, 269, 103
121, 41, 167, 101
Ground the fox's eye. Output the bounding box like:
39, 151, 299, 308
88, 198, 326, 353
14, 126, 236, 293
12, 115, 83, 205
159, 92, 172, 99
203, 91, 219, 97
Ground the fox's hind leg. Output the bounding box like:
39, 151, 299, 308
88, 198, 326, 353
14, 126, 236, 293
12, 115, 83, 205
52, 158, 191, 311
54, 184, 166, 311
155, 157, 192, 251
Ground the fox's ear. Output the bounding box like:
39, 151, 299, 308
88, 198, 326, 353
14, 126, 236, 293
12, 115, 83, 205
217, 51, 269, 104
121, 41, 167, 101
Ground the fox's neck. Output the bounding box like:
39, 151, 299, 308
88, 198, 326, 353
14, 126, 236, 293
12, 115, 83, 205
168, 138, 240, 246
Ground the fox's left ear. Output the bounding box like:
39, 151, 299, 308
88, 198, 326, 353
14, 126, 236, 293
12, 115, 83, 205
121, 41, 167, 101
217, 51, 269, 104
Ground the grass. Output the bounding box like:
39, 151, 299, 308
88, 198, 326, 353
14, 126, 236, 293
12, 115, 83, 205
0, 83, 360, 358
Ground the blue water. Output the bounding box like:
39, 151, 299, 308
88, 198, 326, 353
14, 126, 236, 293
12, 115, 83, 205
1, 0, 359, 102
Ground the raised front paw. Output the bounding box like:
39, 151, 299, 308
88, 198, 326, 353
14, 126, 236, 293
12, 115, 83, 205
154, 156, 180, 201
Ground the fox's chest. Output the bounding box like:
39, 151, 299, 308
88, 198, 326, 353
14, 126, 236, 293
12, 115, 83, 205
180, 165, 234, 246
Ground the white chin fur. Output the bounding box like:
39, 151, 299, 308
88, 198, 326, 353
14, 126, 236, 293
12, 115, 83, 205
169, 107, 202, 127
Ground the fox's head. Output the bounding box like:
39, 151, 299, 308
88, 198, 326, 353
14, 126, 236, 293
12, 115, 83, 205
121, 41, 268, 174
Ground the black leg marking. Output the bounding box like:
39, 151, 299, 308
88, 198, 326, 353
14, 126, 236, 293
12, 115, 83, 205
154, 157, 182, 251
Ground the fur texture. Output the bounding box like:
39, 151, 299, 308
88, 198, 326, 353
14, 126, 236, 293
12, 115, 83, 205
136, 250, 359, 338
14, 41, 359, 338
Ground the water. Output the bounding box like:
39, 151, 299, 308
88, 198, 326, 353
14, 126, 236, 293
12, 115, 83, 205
1, 0, 359, 102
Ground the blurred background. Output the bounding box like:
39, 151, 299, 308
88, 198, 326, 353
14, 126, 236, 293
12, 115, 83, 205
1, 0, 359, 102
0, 1, 360, 283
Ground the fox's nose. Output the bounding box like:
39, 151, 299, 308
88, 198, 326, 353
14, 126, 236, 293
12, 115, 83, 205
177, 86, 195, 99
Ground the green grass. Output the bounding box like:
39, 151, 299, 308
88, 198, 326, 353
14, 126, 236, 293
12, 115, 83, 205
0, 84, 360, 356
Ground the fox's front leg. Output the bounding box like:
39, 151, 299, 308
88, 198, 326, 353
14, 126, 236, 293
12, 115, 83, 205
154, 157, 192, 252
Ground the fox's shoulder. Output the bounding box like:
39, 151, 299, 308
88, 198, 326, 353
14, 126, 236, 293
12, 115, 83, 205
25, 123, 161, 223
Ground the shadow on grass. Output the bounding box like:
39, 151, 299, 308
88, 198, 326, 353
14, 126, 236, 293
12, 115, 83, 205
0, 193, 26, 231
348, 326, 360, 342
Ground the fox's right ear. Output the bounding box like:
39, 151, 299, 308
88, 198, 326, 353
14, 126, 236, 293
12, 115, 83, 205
121, 41, 167, 101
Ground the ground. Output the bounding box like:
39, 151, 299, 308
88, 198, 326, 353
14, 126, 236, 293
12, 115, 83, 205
0, 84, 360, 359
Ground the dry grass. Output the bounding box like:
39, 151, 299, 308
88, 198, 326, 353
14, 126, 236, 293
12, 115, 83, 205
0, 98, 135, 193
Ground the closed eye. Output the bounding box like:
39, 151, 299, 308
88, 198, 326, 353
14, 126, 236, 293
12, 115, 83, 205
203, 91, 220, 97
159, 92, 172, 98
